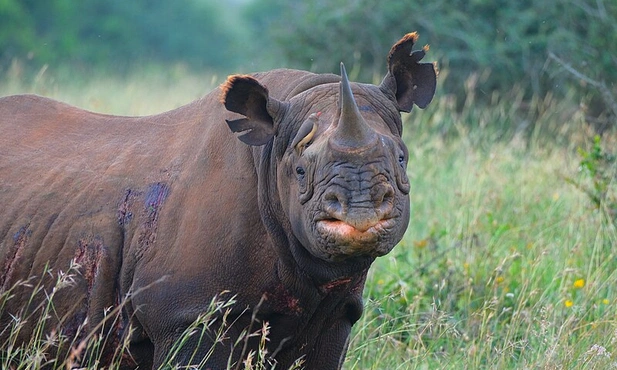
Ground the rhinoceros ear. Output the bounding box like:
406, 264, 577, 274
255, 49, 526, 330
220, 75, 285, 146
380, 32, 437, 113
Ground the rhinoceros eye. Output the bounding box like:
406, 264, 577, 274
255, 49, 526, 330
296, 166, 306, 177
398, 154, 406, 166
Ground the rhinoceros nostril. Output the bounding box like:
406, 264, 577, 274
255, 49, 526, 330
323, 191, 345, 219
372, 184, 395, 210
385, 187, 395, 204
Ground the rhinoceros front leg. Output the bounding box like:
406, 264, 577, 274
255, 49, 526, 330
148, 312, 255, 370
151, 329, 225, 369
302, 319, 353, 370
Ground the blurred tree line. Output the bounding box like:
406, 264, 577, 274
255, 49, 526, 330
244, 0, 616, 130
1, 0, 615, 127
0, 0, 239, 71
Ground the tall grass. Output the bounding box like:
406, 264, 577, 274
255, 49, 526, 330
1, 66, 616, 369
0, 268, 271, 369
348, 81, 617, 369
0, 262, 134, 369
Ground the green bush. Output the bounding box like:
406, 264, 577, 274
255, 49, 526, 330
569, 136, 617, 224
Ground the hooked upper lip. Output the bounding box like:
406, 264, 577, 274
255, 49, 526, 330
311, 217, 401, 260
315, 218, 396, 238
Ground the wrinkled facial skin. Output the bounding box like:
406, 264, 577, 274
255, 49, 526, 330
277, 84, 411, 262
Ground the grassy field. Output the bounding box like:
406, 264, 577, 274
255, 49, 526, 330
1, 65, 616, 369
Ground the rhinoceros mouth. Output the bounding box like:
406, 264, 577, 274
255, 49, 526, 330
317, 218, 393, 238
314, 218, 397, 257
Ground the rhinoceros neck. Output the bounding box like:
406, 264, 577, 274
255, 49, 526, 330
287, 237, 374, 287
284, 74, 341, 99
251, 69, 340, 101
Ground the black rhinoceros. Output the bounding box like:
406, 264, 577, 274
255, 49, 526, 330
0, 33, 436, 369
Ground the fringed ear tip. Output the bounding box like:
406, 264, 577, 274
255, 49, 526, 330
423, 44, 430, 52
219, 82, 230, 105
220, 74, 259, 91
219, 74, 268, 107
388, 32, 423, 66
405, 31, 419, 43
393, 32, 419, 50
219, 74, 240, 104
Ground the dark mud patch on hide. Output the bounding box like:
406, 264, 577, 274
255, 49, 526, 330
74, 236, 104, 294
63, 236, 105, 337
117, 188, 139, 226
136, 182, 170, 257
67, 237, 131, 365
144, 182, 170, 209
319, 277, 353, 294
0, 224, 31, 291
265, 284, 304, 315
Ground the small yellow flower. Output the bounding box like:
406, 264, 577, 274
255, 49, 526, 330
602, 299, 609, 305
377, 279, 385, 285
413, 239, 428, 249
564, 300, 574, 308
552, 192, 560, 201
496, 276, 505, 284
573, 279, 585, 289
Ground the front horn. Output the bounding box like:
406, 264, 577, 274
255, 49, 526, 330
330, 63, 377, 149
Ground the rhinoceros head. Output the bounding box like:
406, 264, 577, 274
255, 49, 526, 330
221, 33, 436, 263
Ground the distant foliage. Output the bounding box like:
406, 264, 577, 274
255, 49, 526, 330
0, 0, 238, 71
246, 0, 617, 126
1, 0, 616, 127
